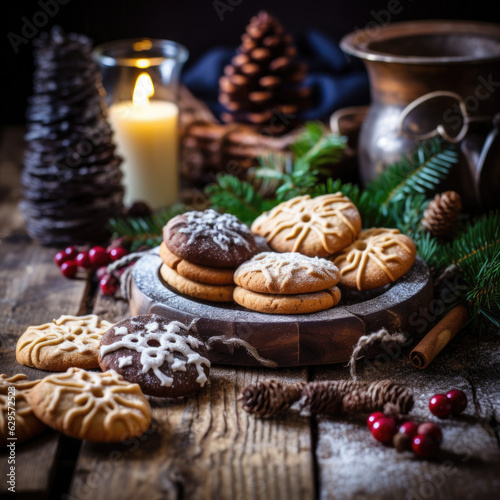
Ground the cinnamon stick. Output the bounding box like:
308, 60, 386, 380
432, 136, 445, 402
410, 303, 470, 369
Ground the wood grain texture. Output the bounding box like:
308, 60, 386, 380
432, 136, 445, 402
312, 333, 500, 500
0, 127, 91, 499
70, 293, 315, 500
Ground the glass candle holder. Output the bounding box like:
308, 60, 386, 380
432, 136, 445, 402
94, 39, 189, 210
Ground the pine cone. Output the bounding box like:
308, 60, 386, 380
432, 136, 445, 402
238, 379, 305, 417
218, 11, 310, 133
422, 191, 462, 237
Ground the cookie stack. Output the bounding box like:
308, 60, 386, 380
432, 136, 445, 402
20, 27, 124, 245
233, 252, 341, 314
161, 209, 257, 302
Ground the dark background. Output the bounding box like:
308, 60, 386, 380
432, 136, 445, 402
2, 0, 500, 126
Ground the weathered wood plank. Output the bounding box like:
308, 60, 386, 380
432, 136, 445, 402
0, 126, 91, 499
312, 334, 500, 500
69, 293, 315, 500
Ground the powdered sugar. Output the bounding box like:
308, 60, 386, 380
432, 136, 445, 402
178, 209, 253, 252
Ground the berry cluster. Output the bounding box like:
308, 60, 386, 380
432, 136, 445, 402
367, 389, 467, 459
53, 244, 129, 296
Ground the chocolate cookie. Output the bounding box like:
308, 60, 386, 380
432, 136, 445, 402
332, 228, 416, 290
164, 209, 257, 268
99, 315, 211, 398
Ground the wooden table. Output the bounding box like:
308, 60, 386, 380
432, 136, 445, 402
1, 126, 500, 500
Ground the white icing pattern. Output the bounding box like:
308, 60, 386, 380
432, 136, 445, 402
118, 356, 133, 368
100, 321, 210, 388
178, 209, 252, 252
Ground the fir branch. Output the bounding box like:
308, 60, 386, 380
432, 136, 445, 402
205, 174, 277, 226
366, 138, 458, 215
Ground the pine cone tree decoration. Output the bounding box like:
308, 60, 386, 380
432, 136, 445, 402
20, 27, 124, 245
219, 11, 310, 134
422, 191, 462, 237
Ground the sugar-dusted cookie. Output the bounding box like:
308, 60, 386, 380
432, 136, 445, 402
160, 264, 235, 302
164, 209, 257, 268
234, 252, 340, 294
160, 242, 235, 285
332, 228, 416, 291
1, 374, 46, 446
29, 368, 151, 442
234, 286, 341, 315
99, 315, 211, 398
16, 315, 113, 371
251, 193, 362, 257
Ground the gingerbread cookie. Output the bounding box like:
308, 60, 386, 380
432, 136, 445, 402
29, 368, 151, 442
234, 286, 341, 315
160, 242, 235, 285
234, 252, 340, 294
251, 193, 362, 257
160, 264, 235, 302
332, 228, 416, 291
1, 374, 46, 446
16, 315, 113, 371
164, 209, 257, 268
99, 315, 211, 398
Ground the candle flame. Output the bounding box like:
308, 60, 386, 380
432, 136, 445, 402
133, 73, 154, 106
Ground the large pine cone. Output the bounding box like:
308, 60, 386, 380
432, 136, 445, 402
218, 11, 310, 134
422, 191, 462, 237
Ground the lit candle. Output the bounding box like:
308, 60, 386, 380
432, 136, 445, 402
109, 73, 179, 209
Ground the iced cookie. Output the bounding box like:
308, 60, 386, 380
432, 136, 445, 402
16, 315, 113, 371
1, 374, 46, 446
160, 264, 235, 302
251, 193, 362, 257
332, 228, 416, 291
164, 209, 257, 268
160, 242, 235, 285
234, 252, 340, 294
234, 286, 341, 315
29, 368, 151, 442
99, 315, 211, 398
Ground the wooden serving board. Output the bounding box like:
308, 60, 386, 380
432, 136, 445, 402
130, 249, 433, 367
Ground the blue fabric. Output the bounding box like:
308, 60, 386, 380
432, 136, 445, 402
183, 30, 369, 122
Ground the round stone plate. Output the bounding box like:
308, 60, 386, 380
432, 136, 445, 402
130, 248, 433, 367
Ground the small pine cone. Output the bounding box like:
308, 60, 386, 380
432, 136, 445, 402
218, 11, 310, 134
302, 380, 358, 414
422, 191, 462, 237
238, 380, 305, 417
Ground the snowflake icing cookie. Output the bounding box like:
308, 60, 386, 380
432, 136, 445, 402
16, 315, 113, 371
234, 252, 340, 294
28, 368, 151, 442
99, 315, 211, 398
251, 193, 362, 257
332, 228, 416, 291
164, 209, 257, 268
1, 374, 46, 446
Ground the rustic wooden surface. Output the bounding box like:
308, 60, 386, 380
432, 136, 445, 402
1, 125, 500, 500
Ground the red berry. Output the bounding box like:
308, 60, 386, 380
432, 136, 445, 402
429, 394, 453, 418
371, 417, 397, 443
399, 421, 419, 439
96, 266, 108, 280
60, 260, 77, 278
446, 389, 468, 415
89, 246, 110, 267
100, 274, 119, 296
367, 412, 385, 429
75, 251, 92, 269
109, 246, 127, 262
64, 246, 78, 259
417, 422, 443, 444
54, 251, 68, 267
412, 434, 439, 458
